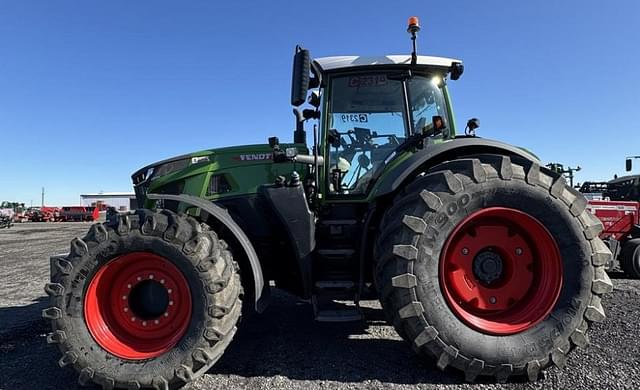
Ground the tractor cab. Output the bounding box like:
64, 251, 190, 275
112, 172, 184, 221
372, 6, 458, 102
285, 17, 464, 202
315, 56, 458, 196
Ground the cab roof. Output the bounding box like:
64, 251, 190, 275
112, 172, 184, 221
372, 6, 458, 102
313, 55, 461, 73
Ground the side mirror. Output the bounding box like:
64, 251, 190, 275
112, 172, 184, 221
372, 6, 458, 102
465, 118, 480, 136
291, 46, 310, 106
626, 158, 632, 172
450, 62, 464, 80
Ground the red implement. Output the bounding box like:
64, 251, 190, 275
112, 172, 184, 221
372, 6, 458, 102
587, 200, 639, 241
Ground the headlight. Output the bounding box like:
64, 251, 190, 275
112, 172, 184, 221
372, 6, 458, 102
145, 167, 155, 181
285, 147, 298, 158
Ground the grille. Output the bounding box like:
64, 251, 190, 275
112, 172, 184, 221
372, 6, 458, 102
207, 175, 232, 195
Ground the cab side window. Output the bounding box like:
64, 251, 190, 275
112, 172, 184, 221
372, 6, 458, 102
327, 74, 407, 194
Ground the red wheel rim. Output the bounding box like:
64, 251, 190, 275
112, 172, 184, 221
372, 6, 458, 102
84, 252, 192, 360
440, 207, 562, 335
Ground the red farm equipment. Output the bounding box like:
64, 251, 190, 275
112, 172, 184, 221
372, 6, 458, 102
579, 163, 640, 277
59, 206, 100, 222
586, 200, 640, 276
587, 200, 640, 278
28, 206, 61, 222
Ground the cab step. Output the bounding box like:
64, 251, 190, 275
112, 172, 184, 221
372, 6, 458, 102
312, 280, 363, 322
314, 306, 363, 322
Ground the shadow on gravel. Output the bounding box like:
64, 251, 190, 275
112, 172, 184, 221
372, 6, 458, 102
212, 289, 464, 385
0, 298, 83, 390
0, 296, 49, 336
608, 270, 638, 280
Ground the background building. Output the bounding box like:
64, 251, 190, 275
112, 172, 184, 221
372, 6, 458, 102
80, 192, 137, 211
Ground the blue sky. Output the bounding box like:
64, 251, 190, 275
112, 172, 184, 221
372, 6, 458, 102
0, 1, 638, 205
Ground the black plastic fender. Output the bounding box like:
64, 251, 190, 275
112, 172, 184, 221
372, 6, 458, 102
146, 193, 267, 312
372, 137, 540, 199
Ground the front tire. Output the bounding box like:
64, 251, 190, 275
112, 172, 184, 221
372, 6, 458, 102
43, 209, 242, 389
375, 155, 613, 382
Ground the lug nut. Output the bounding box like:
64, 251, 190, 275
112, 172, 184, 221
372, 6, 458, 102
489, 296, 497, 304
462, 248, 469, 255
515, 248, 523, 256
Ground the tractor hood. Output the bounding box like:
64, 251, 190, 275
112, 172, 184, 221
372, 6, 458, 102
132, 144, 279, 185
132, 143, 307, 205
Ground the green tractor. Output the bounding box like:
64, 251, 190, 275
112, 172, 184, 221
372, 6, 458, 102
44, 17, 612, 389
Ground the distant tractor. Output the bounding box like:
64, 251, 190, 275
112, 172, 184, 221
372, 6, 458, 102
44, 17, 612, 389
0, 201, 26, 223
0, 209, 14, 229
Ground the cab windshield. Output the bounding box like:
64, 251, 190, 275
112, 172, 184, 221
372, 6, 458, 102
326, 73, 448, 194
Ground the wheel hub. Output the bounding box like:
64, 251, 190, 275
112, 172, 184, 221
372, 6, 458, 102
84, 252, 192, 360
128, 280, 170, 320
440, 207, 563, 335
472, 250, 503, 285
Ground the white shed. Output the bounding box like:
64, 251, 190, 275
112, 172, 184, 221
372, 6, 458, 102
80, 192, 137, 212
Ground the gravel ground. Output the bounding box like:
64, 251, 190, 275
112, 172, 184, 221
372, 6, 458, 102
1, 223, 639, 390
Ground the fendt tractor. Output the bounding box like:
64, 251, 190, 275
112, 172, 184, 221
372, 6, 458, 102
44, 18, 612, 389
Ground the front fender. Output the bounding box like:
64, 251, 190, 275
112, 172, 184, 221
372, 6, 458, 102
146, 193, 267, 312
372, 137, 540, 199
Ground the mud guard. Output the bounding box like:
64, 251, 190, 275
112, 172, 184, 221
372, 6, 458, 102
373, 137, 541, 199
146, 193, 267, 312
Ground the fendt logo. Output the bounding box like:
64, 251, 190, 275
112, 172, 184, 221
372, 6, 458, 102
233, 153, 273, 162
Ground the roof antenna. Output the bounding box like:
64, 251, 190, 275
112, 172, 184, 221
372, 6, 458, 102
407, 16, 420, 65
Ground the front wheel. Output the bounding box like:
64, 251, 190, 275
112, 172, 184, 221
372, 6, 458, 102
375, 155, 613, 382
43, 209, 242, 389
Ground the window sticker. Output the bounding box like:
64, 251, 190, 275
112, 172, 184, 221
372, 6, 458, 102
348, 75, 387, 88
340, 113, 369, 123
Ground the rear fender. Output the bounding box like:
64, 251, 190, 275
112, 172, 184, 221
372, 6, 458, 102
146, 193, 267, 312
372, 137, 540, 199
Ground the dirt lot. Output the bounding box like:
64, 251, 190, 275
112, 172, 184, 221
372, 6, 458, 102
1, 223, 639, 390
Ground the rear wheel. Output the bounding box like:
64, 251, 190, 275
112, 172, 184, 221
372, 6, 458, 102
620, 238, 640, 278
43, 209, 242, 389
375, 155, 613, 382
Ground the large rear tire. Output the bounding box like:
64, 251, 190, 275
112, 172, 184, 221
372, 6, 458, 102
375, 155, 613, 382
620, 238, 640, 278
43, 209, 242, 389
